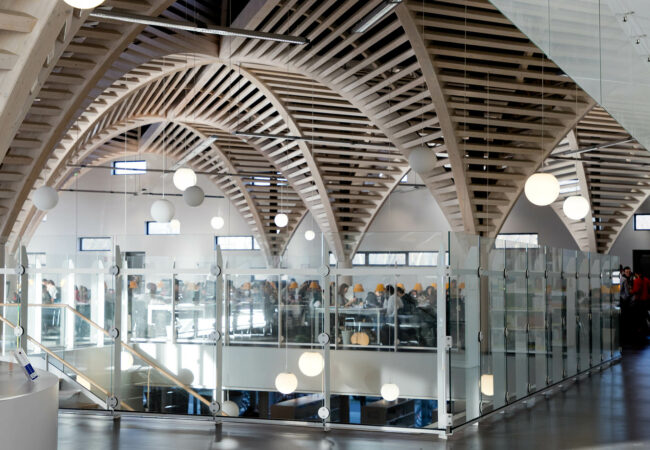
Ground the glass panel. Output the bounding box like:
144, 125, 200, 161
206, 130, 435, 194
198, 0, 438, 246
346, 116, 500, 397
480, 237, 506, 413
547, 248, 564, 383
527, 246, 547, 392
505, 246, 528, 402
448, 232, 480, 425
563, 250, 578, 377
577, 252, 590, 372
590, 254, 602, 367
601, 256, 612, 360
611, 255, 621, 357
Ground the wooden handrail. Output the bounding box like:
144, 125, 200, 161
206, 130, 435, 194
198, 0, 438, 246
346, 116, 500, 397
0, 306, 213, 410
0, 313, 134, 412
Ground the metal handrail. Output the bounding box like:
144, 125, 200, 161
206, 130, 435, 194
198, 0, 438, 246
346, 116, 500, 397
1, 303, 213, 410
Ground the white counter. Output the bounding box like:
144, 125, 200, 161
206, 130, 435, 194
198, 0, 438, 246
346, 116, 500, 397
0, 361, 59, 450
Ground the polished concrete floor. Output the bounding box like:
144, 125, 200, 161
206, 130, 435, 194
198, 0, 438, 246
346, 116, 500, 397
57, 347, 650, 449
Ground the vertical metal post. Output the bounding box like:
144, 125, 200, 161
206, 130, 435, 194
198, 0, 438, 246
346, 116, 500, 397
215, 247, 224, 411
112, 246, 123, 410
19, 246, 28, 351
0, 239, 5, 350
321, 238, 331, 425
436, 236, 449, 430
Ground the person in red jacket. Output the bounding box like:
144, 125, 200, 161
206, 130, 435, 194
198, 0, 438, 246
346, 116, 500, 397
642, 274, 650, 303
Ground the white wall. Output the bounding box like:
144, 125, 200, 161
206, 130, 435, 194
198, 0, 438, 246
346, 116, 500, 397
30, 154, 253, 267
30, 159, 593, 267
609, 197, 650, 266
500, 198, 579, 250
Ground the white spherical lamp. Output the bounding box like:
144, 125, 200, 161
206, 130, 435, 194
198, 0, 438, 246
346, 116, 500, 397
64, 0, 106, 9
298, 351, 324, 377
408, 147, 436, 174
274, 213, 289, 228
380, 383, 400, 401
183, 185, 204, 207
304, 230, 316, 241
563, 195, 590, 220
480, 374, 494, 396
33, 186, 59, 211
524, 173, 560, 206
173, 167, 197, 191
275, 372, 298, 394
221, 400, 240, 417
150, 199, 175, 223
211, 216, 225, 230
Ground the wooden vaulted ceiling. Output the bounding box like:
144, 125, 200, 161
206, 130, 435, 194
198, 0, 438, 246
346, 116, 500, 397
0, 0, 647, 262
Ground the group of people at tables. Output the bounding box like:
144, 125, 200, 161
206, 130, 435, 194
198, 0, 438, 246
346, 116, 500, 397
230, 279, 465, 347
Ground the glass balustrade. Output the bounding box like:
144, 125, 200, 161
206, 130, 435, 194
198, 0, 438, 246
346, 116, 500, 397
0, 232, 621, 433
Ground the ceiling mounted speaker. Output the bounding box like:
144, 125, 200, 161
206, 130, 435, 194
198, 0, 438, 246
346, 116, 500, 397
150, 199, 175, 223
183, 185, 204, 207
563, 195, 590, 220
408, 147, 436, 174
173, 167, 197, 191
64, 0, 106, 8
33, 186, 59, 211
524, 173, 560, 206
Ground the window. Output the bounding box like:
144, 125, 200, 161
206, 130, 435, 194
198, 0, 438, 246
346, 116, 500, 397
408, 251, 440, 266
112, 160, 147, 175
634, 214, 650, 230
146, 221, 180, 235
28, 252, 46, 267
251, 176, 270, 186
612, 270, 620, 285
496, 233, 539, 249
367, 252, 407, 266
352, 253, 366, 265
216, 236, 260, 251
79, 237, 112, 252
559, 178, 580, 194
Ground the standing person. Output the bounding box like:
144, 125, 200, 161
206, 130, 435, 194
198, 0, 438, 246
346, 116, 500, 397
620, 266, 634, 345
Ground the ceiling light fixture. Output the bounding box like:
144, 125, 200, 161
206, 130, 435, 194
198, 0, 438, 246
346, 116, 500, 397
173, 167, 197, 191
64, 0, 105, 9
171, 136, 218, 171
524, 173, 560, 206
89, 10, 309, 45
352, 0, 402, 33
563, 195, 590, 220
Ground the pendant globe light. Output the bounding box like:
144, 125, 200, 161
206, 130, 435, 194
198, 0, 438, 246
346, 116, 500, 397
380, 383, 400, 401
33, 186, 59, 211
563, 195, 590, 220
304, 229, 315, 241
298, 351, 324, 377
408, 147, 436, 174
274, 212, 288, 228
64, 0, 105, 8
524, 173, 560, 206
211, 216, 225, 230
221, 400, 240, 417
183, 185, 204, 207
275, 372, 297, 394
150, 199, 175, 223
173, 167, 197, 191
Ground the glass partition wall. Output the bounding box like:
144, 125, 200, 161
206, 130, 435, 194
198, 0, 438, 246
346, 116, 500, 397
0, 232, 620, 434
